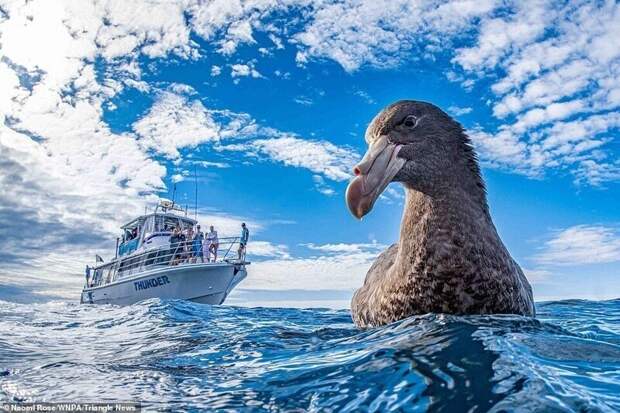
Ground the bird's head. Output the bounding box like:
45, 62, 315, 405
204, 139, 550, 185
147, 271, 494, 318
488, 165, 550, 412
346, 100, 483, 219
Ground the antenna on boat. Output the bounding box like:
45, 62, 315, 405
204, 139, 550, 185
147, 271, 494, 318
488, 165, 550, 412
194, 164, 198, 220
171, 183, 177, 209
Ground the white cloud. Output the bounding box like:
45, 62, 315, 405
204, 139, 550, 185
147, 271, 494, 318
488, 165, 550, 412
247, 241, 291, 259
193, 210, 262, 241
230, 62, 262, 79
353, 90, 376, 105
454, 1, 550, 72
294, 96, 314, 106
533, 225, 620, 266
193, 160, 230, 169
312, 175, 336, 196
183, 0, 618, 185
4, 0, 610, 187
227, 136, 359, 181
218, 20, 255, 55
304, 242, 386, 254
448, 106, 473, 116
210, 65, 222, 76
131, 90, 357, 183
522, 268, 552, 284
171, 173, 185, 183
453, 1, 620, 185
573, 160, 620, 187
95, 1, 197, 60
133, 91, 221, 158
168, 83, 197, 95
243, 242, 386, 291
294, 0, 496, 71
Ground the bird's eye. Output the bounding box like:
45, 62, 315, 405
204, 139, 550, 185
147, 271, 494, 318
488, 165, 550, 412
403, 115, 417, 127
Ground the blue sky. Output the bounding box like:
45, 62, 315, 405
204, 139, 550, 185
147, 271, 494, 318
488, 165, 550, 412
0, 0, 619, 307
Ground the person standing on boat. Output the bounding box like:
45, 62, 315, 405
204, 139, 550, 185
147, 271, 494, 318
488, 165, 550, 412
193, 225, 204, 263
238, 223, 249, 261
84, 265, 91, 287
170, 225, 185, 265
185, 227, 194, 263
206, 226, 219, 262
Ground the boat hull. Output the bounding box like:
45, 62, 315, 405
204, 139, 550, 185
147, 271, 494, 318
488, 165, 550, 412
81, 263, 246, 306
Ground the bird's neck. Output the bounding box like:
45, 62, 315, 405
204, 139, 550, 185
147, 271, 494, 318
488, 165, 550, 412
394, 186, 498, 269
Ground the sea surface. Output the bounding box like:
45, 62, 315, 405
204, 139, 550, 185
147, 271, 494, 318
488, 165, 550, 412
1, 298, 620, 412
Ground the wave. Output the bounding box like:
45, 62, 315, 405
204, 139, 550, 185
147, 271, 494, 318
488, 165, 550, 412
1, 298, 620, 411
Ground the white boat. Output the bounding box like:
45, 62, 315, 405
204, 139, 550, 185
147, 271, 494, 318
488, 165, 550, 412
81, 200, 248, 305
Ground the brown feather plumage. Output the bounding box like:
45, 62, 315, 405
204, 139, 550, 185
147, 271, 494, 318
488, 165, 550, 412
351, 101, 535, 328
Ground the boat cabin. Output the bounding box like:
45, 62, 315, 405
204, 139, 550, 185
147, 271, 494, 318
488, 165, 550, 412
118, 212, 197, 257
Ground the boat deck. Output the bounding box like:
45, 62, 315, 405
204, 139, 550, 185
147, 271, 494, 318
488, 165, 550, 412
87, 237, 246, 289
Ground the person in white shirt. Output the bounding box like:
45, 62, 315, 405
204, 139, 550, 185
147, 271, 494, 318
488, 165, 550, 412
206, 226, 219, 262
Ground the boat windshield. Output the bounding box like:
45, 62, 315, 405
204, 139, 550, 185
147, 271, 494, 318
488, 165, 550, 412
143, 215, 194, 235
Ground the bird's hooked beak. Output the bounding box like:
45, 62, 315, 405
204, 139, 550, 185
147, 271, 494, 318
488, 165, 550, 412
346, 135, 406, 219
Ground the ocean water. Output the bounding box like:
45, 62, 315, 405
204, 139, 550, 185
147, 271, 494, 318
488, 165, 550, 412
1, 299, 620, 412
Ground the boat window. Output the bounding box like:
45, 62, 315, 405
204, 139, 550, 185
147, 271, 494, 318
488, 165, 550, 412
146, 215, 176, 233
180, 219, 194, 231
154, 216, 161, 232
143, 216, 155, 237
163, 216, 180, 232
142, 215, 194, 234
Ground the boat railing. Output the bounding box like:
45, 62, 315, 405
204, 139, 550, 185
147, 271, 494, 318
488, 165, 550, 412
87, 237, 245, 288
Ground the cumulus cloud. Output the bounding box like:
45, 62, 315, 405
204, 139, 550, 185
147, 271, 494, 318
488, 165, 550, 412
448, 106, 473, 116
522, 268, 553, 284
304, 242, 387, 254
533, 225, 620, 266
453, 1, 620, 185
210, 65, 222, 76
247, 241, 291, 259
293, 0, 496, 71
243, 243, 386, 291
193, 160, 230, 169
167, 83, 197, 95
6, 0, 616, 186
312, 175, 336, 196
196, 210, 263, 239
131, 90, 358, 183
223, 136, 358, 182
133, 92, 221, 158
184, 0, 620, 185
182, 0, 619, 185
230, 62, 262, 79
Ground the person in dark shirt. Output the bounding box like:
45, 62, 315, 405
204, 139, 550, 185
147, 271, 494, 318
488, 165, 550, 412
170, 225, 185, 265
237, 223, 249, 261
193, 225, 204, 263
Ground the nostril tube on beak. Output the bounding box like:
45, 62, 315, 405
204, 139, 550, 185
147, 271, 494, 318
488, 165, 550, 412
354, 166, 361, 176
